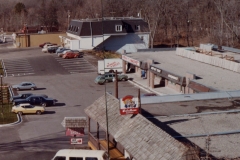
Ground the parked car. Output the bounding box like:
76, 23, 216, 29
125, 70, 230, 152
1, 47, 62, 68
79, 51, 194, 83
12, 103, 45, 115
48, 46, 60, 53
57, 49, 71, 57
10, 93, 48, 102
39, 42, 51, 48
12, 82, 37, 91
13, 95, 57, 107
94, 73, 128, 85
56, 48, 70, 55
55, 47, 64, 53
62, 52, 80, 59
60, 50, 82, 58
42, 45, 58, 53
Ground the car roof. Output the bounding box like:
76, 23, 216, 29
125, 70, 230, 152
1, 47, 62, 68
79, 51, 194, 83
54, 149, 106, 157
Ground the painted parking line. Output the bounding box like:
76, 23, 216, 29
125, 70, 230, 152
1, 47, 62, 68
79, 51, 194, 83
2, 58, 35, 77
8, 73, 35, 77
51, 54, 96, 73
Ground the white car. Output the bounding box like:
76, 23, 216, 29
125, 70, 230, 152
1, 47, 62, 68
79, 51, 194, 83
12, 82, 37, 91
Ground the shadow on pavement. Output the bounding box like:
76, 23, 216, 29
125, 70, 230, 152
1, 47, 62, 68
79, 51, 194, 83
43, 111, 56, 114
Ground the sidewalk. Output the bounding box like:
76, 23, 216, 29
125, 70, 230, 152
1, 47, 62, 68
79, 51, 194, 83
127, 73, 181, 96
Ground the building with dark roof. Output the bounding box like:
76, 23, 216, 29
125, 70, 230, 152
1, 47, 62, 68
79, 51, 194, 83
59, 17, 150, 53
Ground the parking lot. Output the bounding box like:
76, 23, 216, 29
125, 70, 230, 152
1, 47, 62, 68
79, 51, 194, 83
2, 49, 97, 77
0, 47, 147, 160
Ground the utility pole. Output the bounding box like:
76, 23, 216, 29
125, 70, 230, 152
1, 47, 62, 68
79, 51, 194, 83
67, 10, 71, 29
114, 70, 118, 99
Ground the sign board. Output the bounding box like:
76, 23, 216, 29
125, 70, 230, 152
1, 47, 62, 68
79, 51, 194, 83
61, 117, 87, 128
66, 127, 85, 137
70, 138, 82, 145
122, 55, 140, 67
150, 66, 162, 73
104, 59, 122, 69
120, 95, 139, 115
168, 74, 179, 81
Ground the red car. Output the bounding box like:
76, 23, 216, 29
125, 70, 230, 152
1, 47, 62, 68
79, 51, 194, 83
39, 42, 57, 48
62, 52, 80, 59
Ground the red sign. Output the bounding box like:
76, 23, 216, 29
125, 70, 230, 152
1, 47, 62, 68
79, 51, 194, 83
70, 138, 83, 145
122, 55, 140, 67
120, 95, 139, 115
120, 108, 139, 115
66, 128, 85, 137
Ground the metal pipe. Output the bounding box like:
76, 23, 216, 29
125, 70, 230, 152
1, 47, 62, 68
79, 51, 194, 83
115, 70, 118, 98
174, 130, 240, 138
146, 109, 240, 119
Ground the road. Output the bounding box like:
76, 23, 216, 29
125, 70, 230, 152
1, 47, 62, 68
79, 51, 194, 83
0, 46, 147, 160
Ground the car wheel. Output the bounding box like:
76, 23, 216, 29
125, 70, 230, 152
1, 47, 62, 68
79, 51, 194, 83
36, 110, 41, 115
42, 103, 47, 107
31, 87, 35, 90
16, 88, 20, 91
18, 111, 23, 115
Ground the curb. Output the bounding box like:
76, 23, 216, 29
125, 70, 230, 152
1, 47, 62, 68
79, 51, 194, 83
0, 113, 22, 127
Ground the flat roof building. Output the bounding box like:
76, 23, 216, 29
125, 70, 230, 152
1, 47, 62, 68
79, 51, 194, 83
121, 47, 240, 94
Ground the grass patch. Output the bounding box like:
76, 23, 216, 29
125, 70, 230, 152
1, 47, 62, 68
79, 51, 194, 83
84, 50, 121, 59
0, 103, 17, 124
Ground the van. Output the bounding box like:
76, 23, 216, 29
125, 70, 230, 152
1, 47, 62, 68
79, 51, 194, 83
52, 149, 107, 160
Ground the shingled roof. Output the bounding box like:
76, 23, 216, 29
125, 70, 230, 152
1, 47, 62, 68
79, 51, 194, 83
85, 93, 197, 160
67, 17, 149, 36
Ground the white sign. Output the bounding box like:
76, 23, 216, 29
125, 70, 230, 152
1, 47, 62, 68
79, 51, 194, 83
104, 59, 122, 69
122, 55, 140, 67
70, 138, 82, 145
168, 74, 179, 81
150, 66, 162, 73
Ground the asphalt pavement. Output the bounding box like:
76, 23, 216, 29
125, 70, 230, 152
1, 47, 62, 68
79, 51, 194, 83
0, 46, 148, 160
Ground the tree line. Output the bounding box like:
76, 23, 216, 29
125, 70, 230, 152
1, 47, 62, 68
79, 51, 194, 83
0, 0, 240, 48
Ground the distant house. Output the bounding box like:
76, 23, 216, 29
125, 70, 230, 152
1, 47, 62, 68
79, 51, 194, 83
59, 17, 150, 53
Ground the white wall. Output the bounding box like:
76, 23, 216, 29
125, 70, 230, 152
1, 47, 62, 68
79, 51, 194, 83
70, 40, 80, 50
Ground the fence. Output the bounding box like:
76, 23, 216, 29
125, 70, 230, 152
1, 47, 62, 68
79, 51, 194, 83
176, 48, 240, 73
